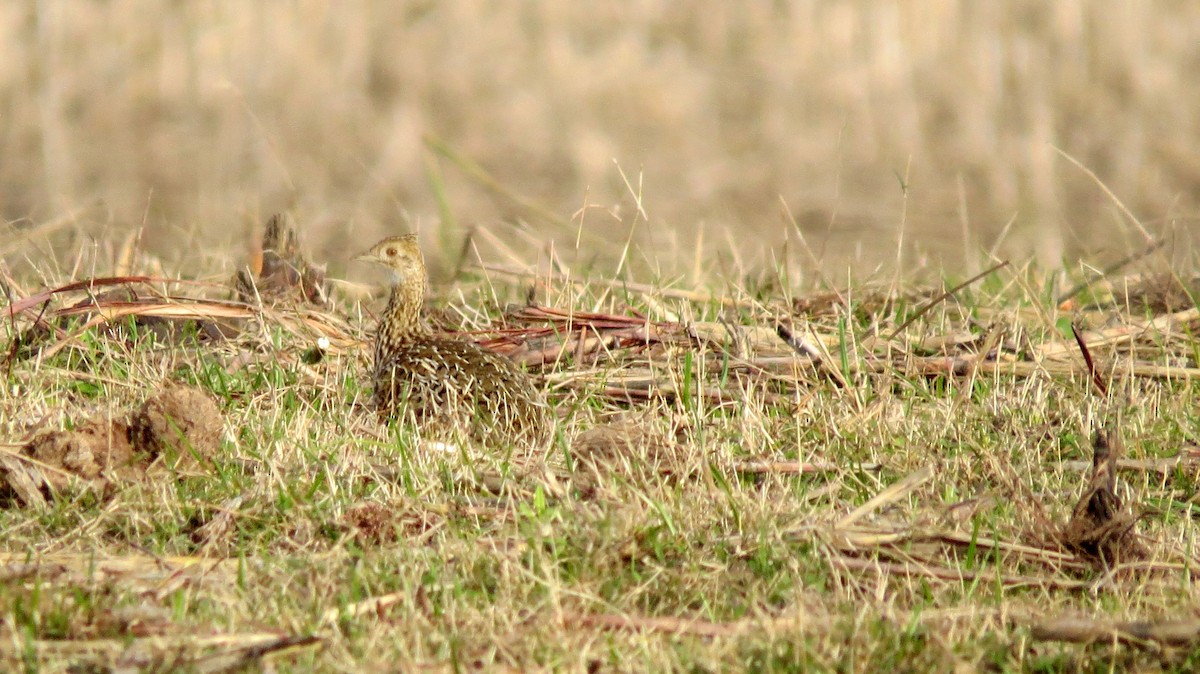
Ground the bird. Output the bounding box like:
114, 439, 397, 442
354, 234, 551, 448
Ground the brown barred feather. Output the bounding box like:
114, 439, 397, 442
356, 234, 550, 447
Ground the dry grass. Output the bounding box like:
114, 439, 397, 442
3, 210, 1200, 671
2, 2, 1199, 278
4, 3, 1200, 671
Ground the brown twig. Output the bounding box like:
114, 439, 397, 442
1072, 322, 1108, 396
776, 321, 848, 388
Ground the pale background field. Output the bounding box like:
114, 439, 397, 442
2, 1, 1199, 279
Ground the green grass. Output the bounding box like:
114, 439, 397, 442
3, 245, 1200, 672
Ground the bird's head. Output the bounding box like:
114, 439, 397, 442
354, 234, 425, 286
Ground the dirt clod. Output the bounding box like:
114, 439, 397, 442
341, 503, 399, 545
1, 384, 224, 508
130, 385, 223, 467
25, 418, 138, 484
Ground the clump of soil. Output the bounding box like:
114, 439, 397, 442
339, 501, 444, 547
0, 384, 224, 508
341, 503, 400, 545
130, 385, 223, 468
24, 418, 139, 483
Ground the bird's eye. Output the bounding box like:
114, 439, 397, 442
385, 247, 397, 257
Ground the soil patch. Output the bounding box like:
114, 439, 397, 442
1, 384, 223, 508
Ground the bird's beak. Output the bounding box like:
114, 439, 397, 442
353, 252, 375, 264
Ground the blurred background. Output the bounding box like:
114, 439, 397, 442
2, 1, 1198, 283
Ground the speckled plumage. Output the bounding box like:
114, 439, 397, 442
356, 234, 550, 447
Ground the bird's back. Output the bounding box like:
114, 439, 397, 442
374, 336, 550, 447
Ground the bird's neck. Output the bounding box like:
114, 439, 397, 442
375, 275, 430, 361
